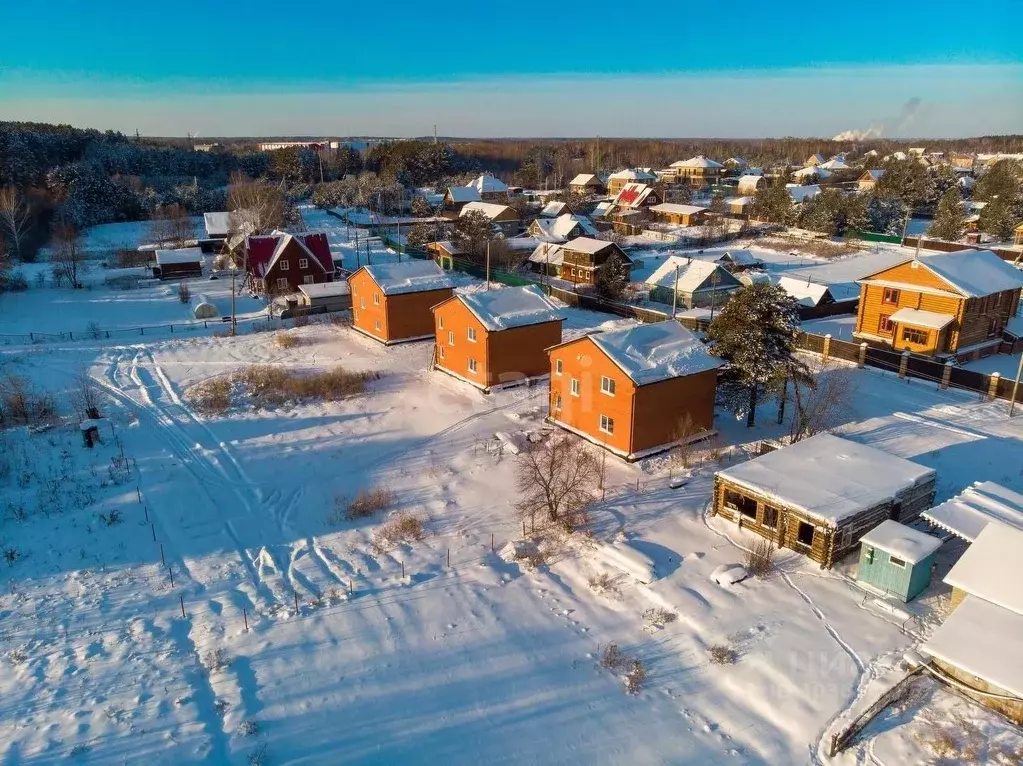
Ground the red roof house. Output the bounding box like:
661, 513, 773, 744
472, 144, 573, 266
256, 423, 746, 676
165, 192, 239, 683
245, 231, 334, 294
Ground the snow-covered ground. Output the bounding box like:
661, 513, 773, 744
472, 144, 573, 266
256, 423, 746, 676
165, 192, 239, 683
1, 298, 1022, 764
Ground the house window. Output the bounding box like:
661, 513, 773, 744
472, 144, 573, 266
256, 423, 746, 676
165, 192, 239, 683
901, 327, 928, 345
762, 506, 779, 529
570, 378, 580, 397
303, 275, 315, 284
360, 297, 366, 310
988, 316, 1001, 337
448, 331, 454, 346
438, 316, 444, 330
878, 314, 894, 334
280, 260, 290, 271
723, 490, 757, 519
374, 319, 381, 331
600, 376, 616, 396
796, 521, 815, 547
467, 327, 477, 342
889, 555, 907, 569
882, 287, 899, 305
373, 293, 380, 306
276, 277, 289, 289
299, 258, 308, 269
864, 546, 875, 564
438, 346, 445, 359
599, 414, 614, 435
467, 357, 477, 374
555, 359, 563, 376
552, 393, 562, 411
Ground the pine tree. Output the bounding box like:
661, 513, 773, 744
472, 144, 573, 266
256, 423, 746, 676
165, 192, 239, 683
928, 186, 965, 241
979, 194, 1019, 241
451, 210, 494, 260
706, 283, 803, 428
750, 176, 792, 223
594, 252, 629, 300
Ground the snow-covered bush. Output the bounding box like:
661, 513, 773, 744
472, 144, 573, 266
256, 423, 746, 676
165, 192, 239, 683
202, 648, 232, 675
708, 645, 737, 665
373, 512, 424, 551
238, 720, 260, 737
273, 332, 300, 350
588, 572, 621, 600
187, 377, 233, 416
743, 539, 775, 579
333, 487, 396, 523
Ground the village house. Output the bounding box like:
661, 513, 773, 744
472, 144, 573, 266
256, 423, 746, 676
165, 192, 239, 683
712, 433, 937, 569
467, 174, 510, 202
855, 520, 943, 602
819, 157, 851, 171
546, 321, 722, 460
786, 184, 821, 203
348, 261, 455, 344
424, 240, 465, 270
203, 212, 231, 240
459, 201, 521, 237
792, 166, 831, 182
539, 200, 573, 218
607, 183, 663, 233
443, 186, 482, 211
922, 480, 1023, 543
777, 275, 858, 316
806, 153, 826, 166
664, 156, 724, 187
922, 523, 1023, 724
606, 168, 657, 195
153, 248, 204, 280
526, 237, 632, 286
722, 196, 753, 218
723, 156, 748, 173
648, 203, 709, 227
295, 281, 352, 314
857, 169, 886, 192
569, 173, 606, 195
645, 256, 741, 310
244, 232, 334, 294
714, 249, 764, 271
431, 286, 563, 391
853, 249, 1023, 359
527, 214, 599, 244
1015, 222, 1023, 246
737, 174, 768, 195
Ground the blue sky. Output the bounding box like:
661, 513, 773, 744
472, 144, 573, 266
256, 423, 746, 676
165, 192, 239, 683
2, 0, 1021, 137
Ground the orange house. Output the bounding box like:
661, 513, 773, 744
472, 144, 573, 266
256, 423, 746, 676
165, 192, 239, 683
547, 321, 722, 460
854, 249, 1023, 359
431, 286, 564, 391
348, 261, 455, 344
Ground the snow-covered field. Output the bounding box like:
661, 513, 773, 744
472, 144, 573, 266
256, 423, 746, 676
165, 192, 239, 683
2, 294, 1022, 764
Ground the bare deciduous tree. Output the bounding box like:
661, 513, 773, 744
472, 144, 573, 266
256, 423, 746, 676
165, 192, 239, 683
514, 435, 600, 531
149, 203, 195, 248
789, 360, 857, 441
70, 370, 102, 420
227, 173, 289, 235
670, 413, 700, 473
0, 187, 32, 261
50, 221, 85, 289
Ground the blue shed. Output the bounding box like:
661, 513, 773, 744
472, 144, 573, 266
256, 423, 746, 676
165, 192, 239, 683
856, 520, 943, 602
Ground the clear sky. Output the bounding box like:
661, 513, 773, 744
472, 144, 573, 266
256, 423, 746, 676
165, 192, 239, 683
2, 0, 1021, 138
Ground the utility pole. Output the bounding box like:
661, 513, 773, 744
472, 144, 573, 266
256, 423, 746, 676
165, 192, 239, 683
486, 240, 491, 291
230, 265, 237, 335
1010, 352, 1023, 417
671, 263, 680, 318
710, 271, 721, 321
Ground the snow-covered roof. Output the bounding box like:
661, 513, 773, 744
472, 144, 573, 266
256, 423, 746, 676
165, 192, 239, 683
450, 286, 563, 332
608, 168, 657, 181
737, 175, 766, 192
900, 250, 1023, 298
570, 173, 601, 187
203, 212, 231, 237
586, 321, 722, 385
785, 184, 821, 202
540, 201, 570, 217
807, 153, 825, 165
861, 169, 886, 181
717, 433, 935, 526
649, 203, 708, 216
447, 186, 482, 203
531, 214, 597, 243
562, 237, 614, 256
922, 595, 1023, 698
357, 261, 456, 296
793, 166, 831, 180
958, 176, 976, 189
888, 307, 955, 330
297, 281, 350, 299
943, 523, 1023, 613
528, 241, 565, 266
922, 481, 1023, 542
859, 520, 942, 564
467, 175, 509, 194
460, 201, 517, 220
724, 196, 753, 207
819, 158, 850, 170
614, 183, 658, 209
591, 201, 616, 219
777, 276, 832, 307
155, 248, 203, 265
670, 155, 724, 169
646, 256, 734, 294
719, 249, 762, 266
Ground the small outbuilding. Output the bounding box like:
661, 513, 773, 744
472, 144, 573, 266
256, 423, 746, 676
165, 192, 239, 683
296, 281, 352, 313
921, 480, 1023, 542
154, 248, 204, 280
191, 294, 220, 319
856, 520, 942, 602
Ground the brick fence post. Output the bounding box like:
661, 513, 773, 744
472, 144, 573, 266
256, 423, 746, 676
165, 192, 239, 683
858, 342, 867, 369
988, 372, 1001, 400
898, 350, 911, 379
822, 334, 832, 362
940, 361, 952, 390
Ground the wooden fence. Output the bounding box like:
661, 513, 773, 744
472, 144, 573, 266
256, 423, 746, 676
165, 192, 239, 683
902, 236, 1022, 262
828, 668, 925, 756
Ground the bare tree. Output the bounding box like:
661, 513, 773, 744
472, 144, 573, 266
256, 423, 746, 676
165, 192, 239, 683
789, 360, 857, 441
70, 369, 102, 420
514, 435, 601, 531
227, 173, 289, 235
669, 413, 700, 473
50, 221, 86, 288
0, 187, 32, 261
149, 203, 195, 248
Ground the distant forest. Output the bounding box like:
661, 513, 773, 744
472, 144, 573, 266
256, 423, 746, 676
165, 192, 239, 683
1, 120, 1021, 261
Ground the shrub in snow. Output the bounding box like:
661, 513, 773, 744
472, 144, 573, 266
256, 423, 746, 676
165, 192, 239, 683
238, 720, 260, 737
248, 743, 269, 766
68, 743, 90, 757
177, 283, 191, 304
229, 365, 378, 409
273, 332, 300, 350
214, 698, 231, 717
333, 487, 396, 523
743, 539, 774, 579
625, 659, 647, 695
708, 645, 737, 665
188, 377, 234, 416
98, 509, 122, 527
600, 643, 627, 672
642, 608, 678, 628
3, 546, 22, 567
202, 648, 232, 675
6, 647, 28, 665
588, 572, 621, 600
373, 512, 424, 551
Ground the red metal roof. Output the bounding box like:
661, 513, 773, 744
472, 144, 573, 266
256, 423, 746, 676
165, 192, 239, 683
245, 232, 333, 278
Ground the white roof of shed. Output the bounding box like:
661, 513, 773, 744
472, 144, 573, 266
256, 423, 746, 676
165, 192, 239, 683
922, 595, 1023, 698
649, 203, 708, 216
922, 481, 1023, 542
646, 256, 733, 294
460, 201, 517, 220
358, 261, 455, 296
719, 249, 762, 266
468, 175, 509, 193
540, 201, 570, 217
297, 281, 350, 298
819, 158, 850, 170
447, 187, 481, 203
155, 248, 204, 265
859, 520, 942, 564
716, 433, 935, 526
777, 276, 832, 307
528, 242, 565, 266
786, 184, 821, 202
562, 236, 613, 256
943, 523, 1023, 613
570, 173, 601, 186
453, 286, 562, 332
203, 212, 231, 237
793, 166, 831, 179
608, 168, 657, 180
888, 307, 955, 330
587, 321, 722, 385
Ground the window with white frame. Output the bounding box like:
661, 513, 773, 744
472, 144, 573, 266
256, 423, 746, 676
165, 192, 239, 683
467, 327, 477, 342
360, 297, 366, 310
467, 357, 477, 374
551, 393, 562, 411
276, 277, 288, 289
373, 293, 380, 305
299, 258, 308, 269
280, 260, 290, 271
438, 316, 444, 330
599, 414, 614, 435
600, 376, 616, 396
303, 275, 314, 284
438, 346, 445, 359
570, 378, 580, 397
374, 319, 381, 331
448, 331, 455, 346
554, 359, 563, 375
